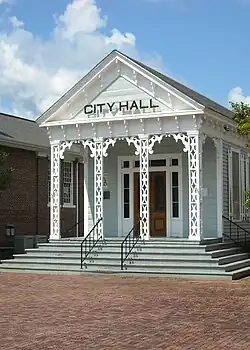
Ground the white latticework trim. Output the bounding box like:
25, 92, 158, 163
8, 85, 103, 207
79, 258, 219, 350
126, 135, 152, 239
50, 142, 61, 239
188, 133, 202, 240
103, 138, 116, 157
165, 133, 189, 152
140, 136, 150, 239
94, 139, 103, 238
59, 141, 74, 159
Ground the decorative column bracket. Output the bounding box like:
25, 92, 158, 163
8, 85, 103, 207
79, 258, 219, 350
165, 133, 190, 152
81, 138, 117, 239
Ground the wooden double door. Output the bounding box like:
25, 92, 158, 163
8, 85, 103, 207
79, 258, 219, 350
134, 171, 166, 237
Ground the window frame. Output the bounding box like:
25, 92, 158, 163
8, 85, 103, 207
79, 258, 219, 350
48, 160, 75, 208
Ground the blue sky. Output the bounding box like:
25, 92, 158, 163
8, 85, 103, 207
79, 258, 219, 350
0, 0, 249, 118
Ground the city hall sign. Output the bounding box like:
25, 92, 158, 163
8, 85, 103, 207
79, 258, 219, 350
83, 99, 160, 118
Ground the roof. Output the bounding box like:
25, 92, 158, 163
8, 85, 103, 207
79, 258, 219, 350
0, 112, 49, 150
125, 54, 233, 119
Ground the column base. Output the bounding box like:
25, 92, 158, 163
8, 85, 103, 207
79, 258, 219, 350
49, 234, 61, 240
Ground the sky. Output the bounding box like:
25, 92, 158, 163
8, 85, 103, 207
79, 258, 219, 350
0, 0, 249, 119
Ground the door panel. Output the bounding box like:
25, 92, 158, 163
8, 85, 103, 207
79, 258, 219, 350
134, 172, 166, 237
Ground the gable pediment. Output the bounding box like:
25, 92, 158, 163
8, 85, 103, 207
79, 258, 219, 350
38, 51, 204, 126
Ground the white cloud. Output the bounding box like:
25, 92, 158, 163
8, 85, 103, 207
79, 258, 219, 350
228, 87, 250, 105
0, 0, 11, 4
0, 0, 145, 119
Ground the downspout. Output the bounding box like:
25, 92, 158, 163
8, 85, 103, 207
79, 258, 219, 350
76, 160, 79, 237
36, 154, 39, 243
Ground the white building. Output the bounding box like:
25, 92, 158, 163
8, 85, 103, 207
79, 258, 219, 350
37, 50, 249, 243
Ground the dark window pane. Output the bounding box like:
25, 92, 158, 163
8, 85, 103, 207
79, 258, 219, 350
123, 174, 130, 218
172, 187, 179, 202
134, 160, 140, 168
150, 159, 166, 167
124, 189, 129, 203
155, 175, 165, 211
123, 161, 130, 168
171, 158, 179, 166
124, 203, 129, 218
172, 203, 179, 217
172, 172, 178, 187
124, 174, 129, 188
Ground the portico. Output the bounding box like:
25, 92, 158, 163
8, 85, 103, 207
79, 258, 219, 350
37, 50, 249, 243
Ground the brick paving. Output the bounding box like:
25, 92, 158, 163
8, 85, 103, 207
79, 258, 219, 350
0, 273, 250, 349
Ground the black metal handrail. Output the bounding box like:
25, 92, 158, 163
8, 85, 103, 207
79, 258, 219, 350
121, 218, 141, 270
62, 218, 85, 238
222, 215, 250, 245
80, 218, 103, 269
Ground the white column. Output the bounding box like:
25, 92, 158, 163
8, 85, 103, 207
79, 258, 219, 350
94, 138, 104, 238
83, 149, 89, 236
187, 131, 203, 241
139, 135, 150, 240
126, 135, 159, 240
213, 138, 223, 238
50, 140, 61, 240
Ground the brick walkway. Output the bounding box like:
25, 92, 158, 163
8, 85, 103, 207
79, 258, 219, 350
0, 273, 250, 349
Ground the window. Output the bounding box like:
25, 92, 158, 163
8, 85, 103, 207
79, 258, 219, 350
48, 160, 73, 206
133, 159, 167, 168
171, 158, 179, 166
122, 161, 130, 168
123, 174, 130, 218
232, 151, 240, 220
172, 172, 179, 218
63, 162, 73, 204
150, 159, 166, 167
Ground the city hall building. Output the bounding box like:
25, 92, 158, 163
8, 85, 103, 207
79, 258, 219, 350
37, 50, 250, 243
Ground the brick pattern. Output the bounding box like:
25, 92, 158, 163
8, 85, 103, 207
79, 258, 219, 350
0, 273, 250, 349
0, 146, 84, 245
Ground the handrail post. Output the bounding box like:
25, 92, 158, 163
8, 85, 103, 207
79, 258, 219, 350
80, 218, 103, 269
120, 218, 141, 270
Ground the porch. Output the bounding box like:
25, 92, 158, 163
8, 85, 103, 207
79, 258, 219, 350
85, 136, 220, 240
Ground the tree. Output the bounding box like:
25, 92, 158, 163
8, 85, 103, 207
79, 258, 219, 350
0, 150, 14, 195
230, 101, 250, 208
230, 101, 250, 136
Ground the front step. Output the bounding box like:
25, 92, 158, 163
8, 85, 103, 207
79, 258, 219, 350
1, 238, 250, 280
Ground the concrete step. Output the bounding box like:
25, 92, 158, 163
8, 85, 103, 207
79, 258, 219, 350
36, 245, 209, 254
1, 261, 249, 280
210, 247, 242, 258
222, 258, 250, 272
218, 253, 250, 265
0, 264, 235, 279
0, 260, 231, 275
15, 251, 212, 259
4, 256, 219, 268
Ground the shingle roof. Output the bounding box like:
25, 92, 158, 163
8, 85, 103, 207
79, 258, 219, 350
0, 112, 49, 149
126, 54, 233, 119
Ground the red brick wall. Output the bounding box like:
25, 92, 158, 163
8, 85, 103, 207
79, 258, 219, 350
0, 146, 84, 246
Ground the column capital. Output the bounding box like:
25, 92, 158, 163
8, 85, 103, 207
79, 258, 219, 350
50, 139, 61, 146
